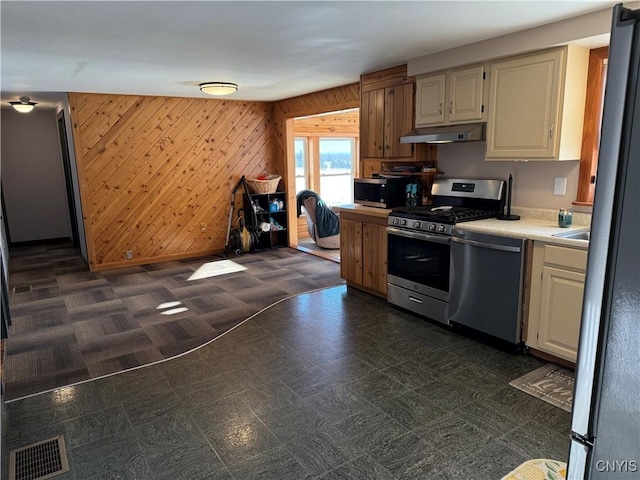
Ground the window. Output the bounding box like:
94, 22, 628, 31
294, 137, 356, 205
294, 137, 308, 194
318, 138, 355, 205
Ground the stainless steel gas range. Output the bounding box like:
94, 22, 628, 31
386, 178, 505, 325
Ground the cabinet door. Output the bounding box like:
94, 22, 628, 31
384, 84, 414, 158
486, 49, 563, 159
361, 89, 385, 158
362, 222, 387, 295
362, 160, 382, 178
538, 266, 585, 362
340, 218, 363, 285
448, 65, 485, 123
415, 73, 446, 126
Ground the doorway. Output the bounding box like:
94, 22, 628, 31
291, 109, 359, 261
56, 110, 80, 250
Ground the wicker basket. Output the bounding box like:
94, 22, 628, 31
246, 175, 281, 194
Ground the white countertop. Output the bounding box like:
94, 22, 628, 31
335, 204, 591, 249
454, 217, 590, 249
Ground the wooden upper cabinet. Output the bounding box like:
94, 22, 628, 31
384, 84, 414, 158
448, 65, 485, 123
415, 73, 446, 125
415, 65, 485, 126
360, 65, 414, 160
486, 46, 589, 161
361, 88, 385, 158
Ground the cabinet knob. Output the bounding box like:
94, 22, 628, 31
439, 103, 443, 115
549, 124, 554, 140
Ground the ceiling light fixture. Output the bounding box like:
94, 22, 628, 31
199, 82, 238, 96
9, 96, 37, 113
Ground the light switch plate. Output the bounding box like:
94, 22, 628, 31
553, 177, 567, 196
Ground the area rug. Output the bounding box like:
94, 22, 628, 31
509, 364, 574, 413
5, 243, 343, 400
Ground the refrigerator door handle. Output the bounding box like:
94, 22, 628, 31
569, 437, 590, 479
571, 432, 594, 448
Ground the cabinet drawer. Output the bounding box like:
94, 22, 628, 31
544, 244, 588, 271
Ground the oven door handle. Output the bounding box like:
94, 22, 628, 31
451, 236, 521, 253
387, 227, 451, 244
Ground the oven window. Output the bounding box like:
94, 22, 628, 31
388, 231, 450, 293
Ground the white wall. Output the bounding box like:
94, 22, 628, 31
408, 5, 613, 76
1, 107, 72, 242
437, 142, 587, 211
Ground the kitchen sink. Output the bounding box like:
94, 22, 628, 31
553, 228, 590, 241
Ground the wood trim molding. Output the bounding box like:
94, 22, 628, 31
528, 347, 576, 370
361, 64, 413, 92
575, 46, 608, 206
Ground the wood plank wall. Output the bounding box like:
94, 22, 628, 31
68, 93, 278, 271
273, 83, 360, 246
67, 85, 359, 271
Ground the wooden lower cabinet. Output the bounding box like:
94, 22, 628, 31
527, 242, 588, 363
339, 209, 389, 297
362, 223, 388, 294
340, 218, 363, 286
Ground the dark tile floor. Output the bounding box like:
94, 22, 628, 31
5, 242, 342, 400
3, 285, 572, 480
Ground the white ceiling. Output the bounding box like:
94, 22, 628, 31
1, 1, 617, 107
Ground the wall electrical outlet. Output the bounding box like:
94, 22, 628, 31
200, 223, 207, 232
553, 177, 567, 196
125, 250, 133, 260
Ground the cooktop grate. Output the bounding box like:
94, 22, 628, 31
9, 436, 69, 480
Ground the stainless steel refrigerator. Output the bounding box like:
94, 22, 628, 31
568, 4, 640, 479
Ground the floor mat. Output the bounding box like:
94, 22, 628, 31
509, 364, 574, 413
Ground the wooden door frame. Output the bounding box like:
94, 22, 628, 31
56, 110, 80, 250
283, 110, 359, 247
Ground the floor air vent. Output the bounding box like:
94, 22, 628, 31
12, 285, 32, 294
9, 436, 69, 480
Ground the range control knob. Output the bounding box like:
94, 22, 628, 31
401, 219, 407, 226
428, 224, 436, 231
413, 221, 421, 229
393, 218, 400, 225
438, 224, 446, 232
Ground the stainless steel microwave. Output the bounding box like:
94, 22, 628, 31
353, 177, 410, 208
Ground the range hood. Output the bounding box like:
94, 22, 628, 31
400, 122, 486, 144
